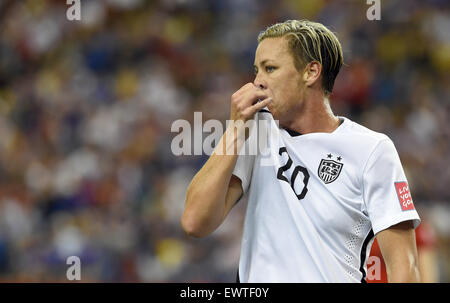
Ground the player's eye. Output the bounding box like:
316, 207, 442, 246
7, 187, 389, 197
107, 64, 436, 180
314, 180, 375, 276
265, 66, 276, 73
253, 67, 258, 75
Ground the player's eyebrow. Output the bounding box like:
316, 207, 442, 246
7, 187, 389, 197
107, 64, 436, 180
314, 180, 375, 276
253, 59, 275, 69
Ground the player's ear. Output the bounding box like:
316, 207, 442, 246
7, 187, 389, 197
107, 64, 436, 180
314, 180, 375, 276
302, 61, 322, 88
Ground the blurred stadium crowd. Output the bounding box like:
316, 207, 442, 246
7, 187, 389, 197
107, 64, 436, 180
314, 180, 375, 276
0, 0, 449, 282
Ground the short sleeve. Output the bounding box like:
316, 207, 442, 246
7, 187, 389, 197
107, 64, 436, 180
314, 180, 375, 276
233, 113, 266, 195
233, 153, 255, 194
363, 138, 421, 235
231, 117, 258, 195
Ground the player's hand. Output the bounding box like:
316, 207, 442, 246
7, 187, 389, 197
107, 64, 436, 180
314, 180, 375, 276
230, 83, 272, 123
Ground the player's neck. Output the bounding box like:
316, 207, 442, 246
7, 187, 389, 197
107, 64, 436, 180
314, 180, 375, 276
284, 95, 340, 135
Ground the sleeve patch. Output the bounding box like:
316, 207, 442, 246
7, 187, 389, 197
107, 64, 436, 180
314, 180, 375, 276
394, 182, 415, 211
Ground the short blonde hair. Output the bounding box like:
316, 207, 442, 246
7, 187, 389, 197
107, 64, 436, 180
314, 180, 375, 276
258, 20, 344, 96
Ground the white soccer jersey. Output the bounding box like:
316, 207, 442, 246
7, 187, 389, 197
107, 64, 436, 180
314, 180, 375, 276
232, 110, 420, 283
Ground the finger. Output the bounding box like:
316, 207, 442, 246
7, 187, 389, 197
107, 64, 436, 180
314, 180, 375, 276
243, 97, 272, 117
233, 83, 257, 98
241, 89, 268, 107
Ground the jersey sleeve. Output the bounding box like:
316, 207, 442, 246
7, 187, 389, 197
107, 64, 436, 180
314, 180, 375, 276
362, 138, 421, 235
232, 152, 255, 195
231, 113, 261, 195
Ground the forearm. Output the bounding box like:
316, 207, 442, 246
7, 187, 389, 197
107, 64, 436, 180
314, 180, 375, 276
377, 221, 422, 283
181, 125, 243, 237
418, 249, 439, 282
182, 82, 270, 237
386, 251, 421, 282
387, 264, 420, 283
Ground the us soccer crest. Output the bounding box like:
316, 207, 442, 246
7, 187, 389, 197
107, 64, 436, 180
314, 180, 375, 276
318, 154, 343, 184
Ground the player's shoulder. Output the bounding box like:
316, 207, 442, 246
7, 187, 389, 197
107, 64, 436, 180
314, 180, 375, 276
338, 117, 401, 169
340, 116, 392, 146
338, 116, 400, 162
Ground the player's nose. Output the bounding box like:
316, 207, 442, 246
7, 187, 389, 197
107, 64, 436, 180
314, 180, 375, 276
253, 77, 267, 90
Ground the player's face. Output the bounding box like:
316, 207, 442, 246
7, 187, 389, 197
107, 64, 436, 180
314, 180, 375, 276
253, 36, 306, 125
